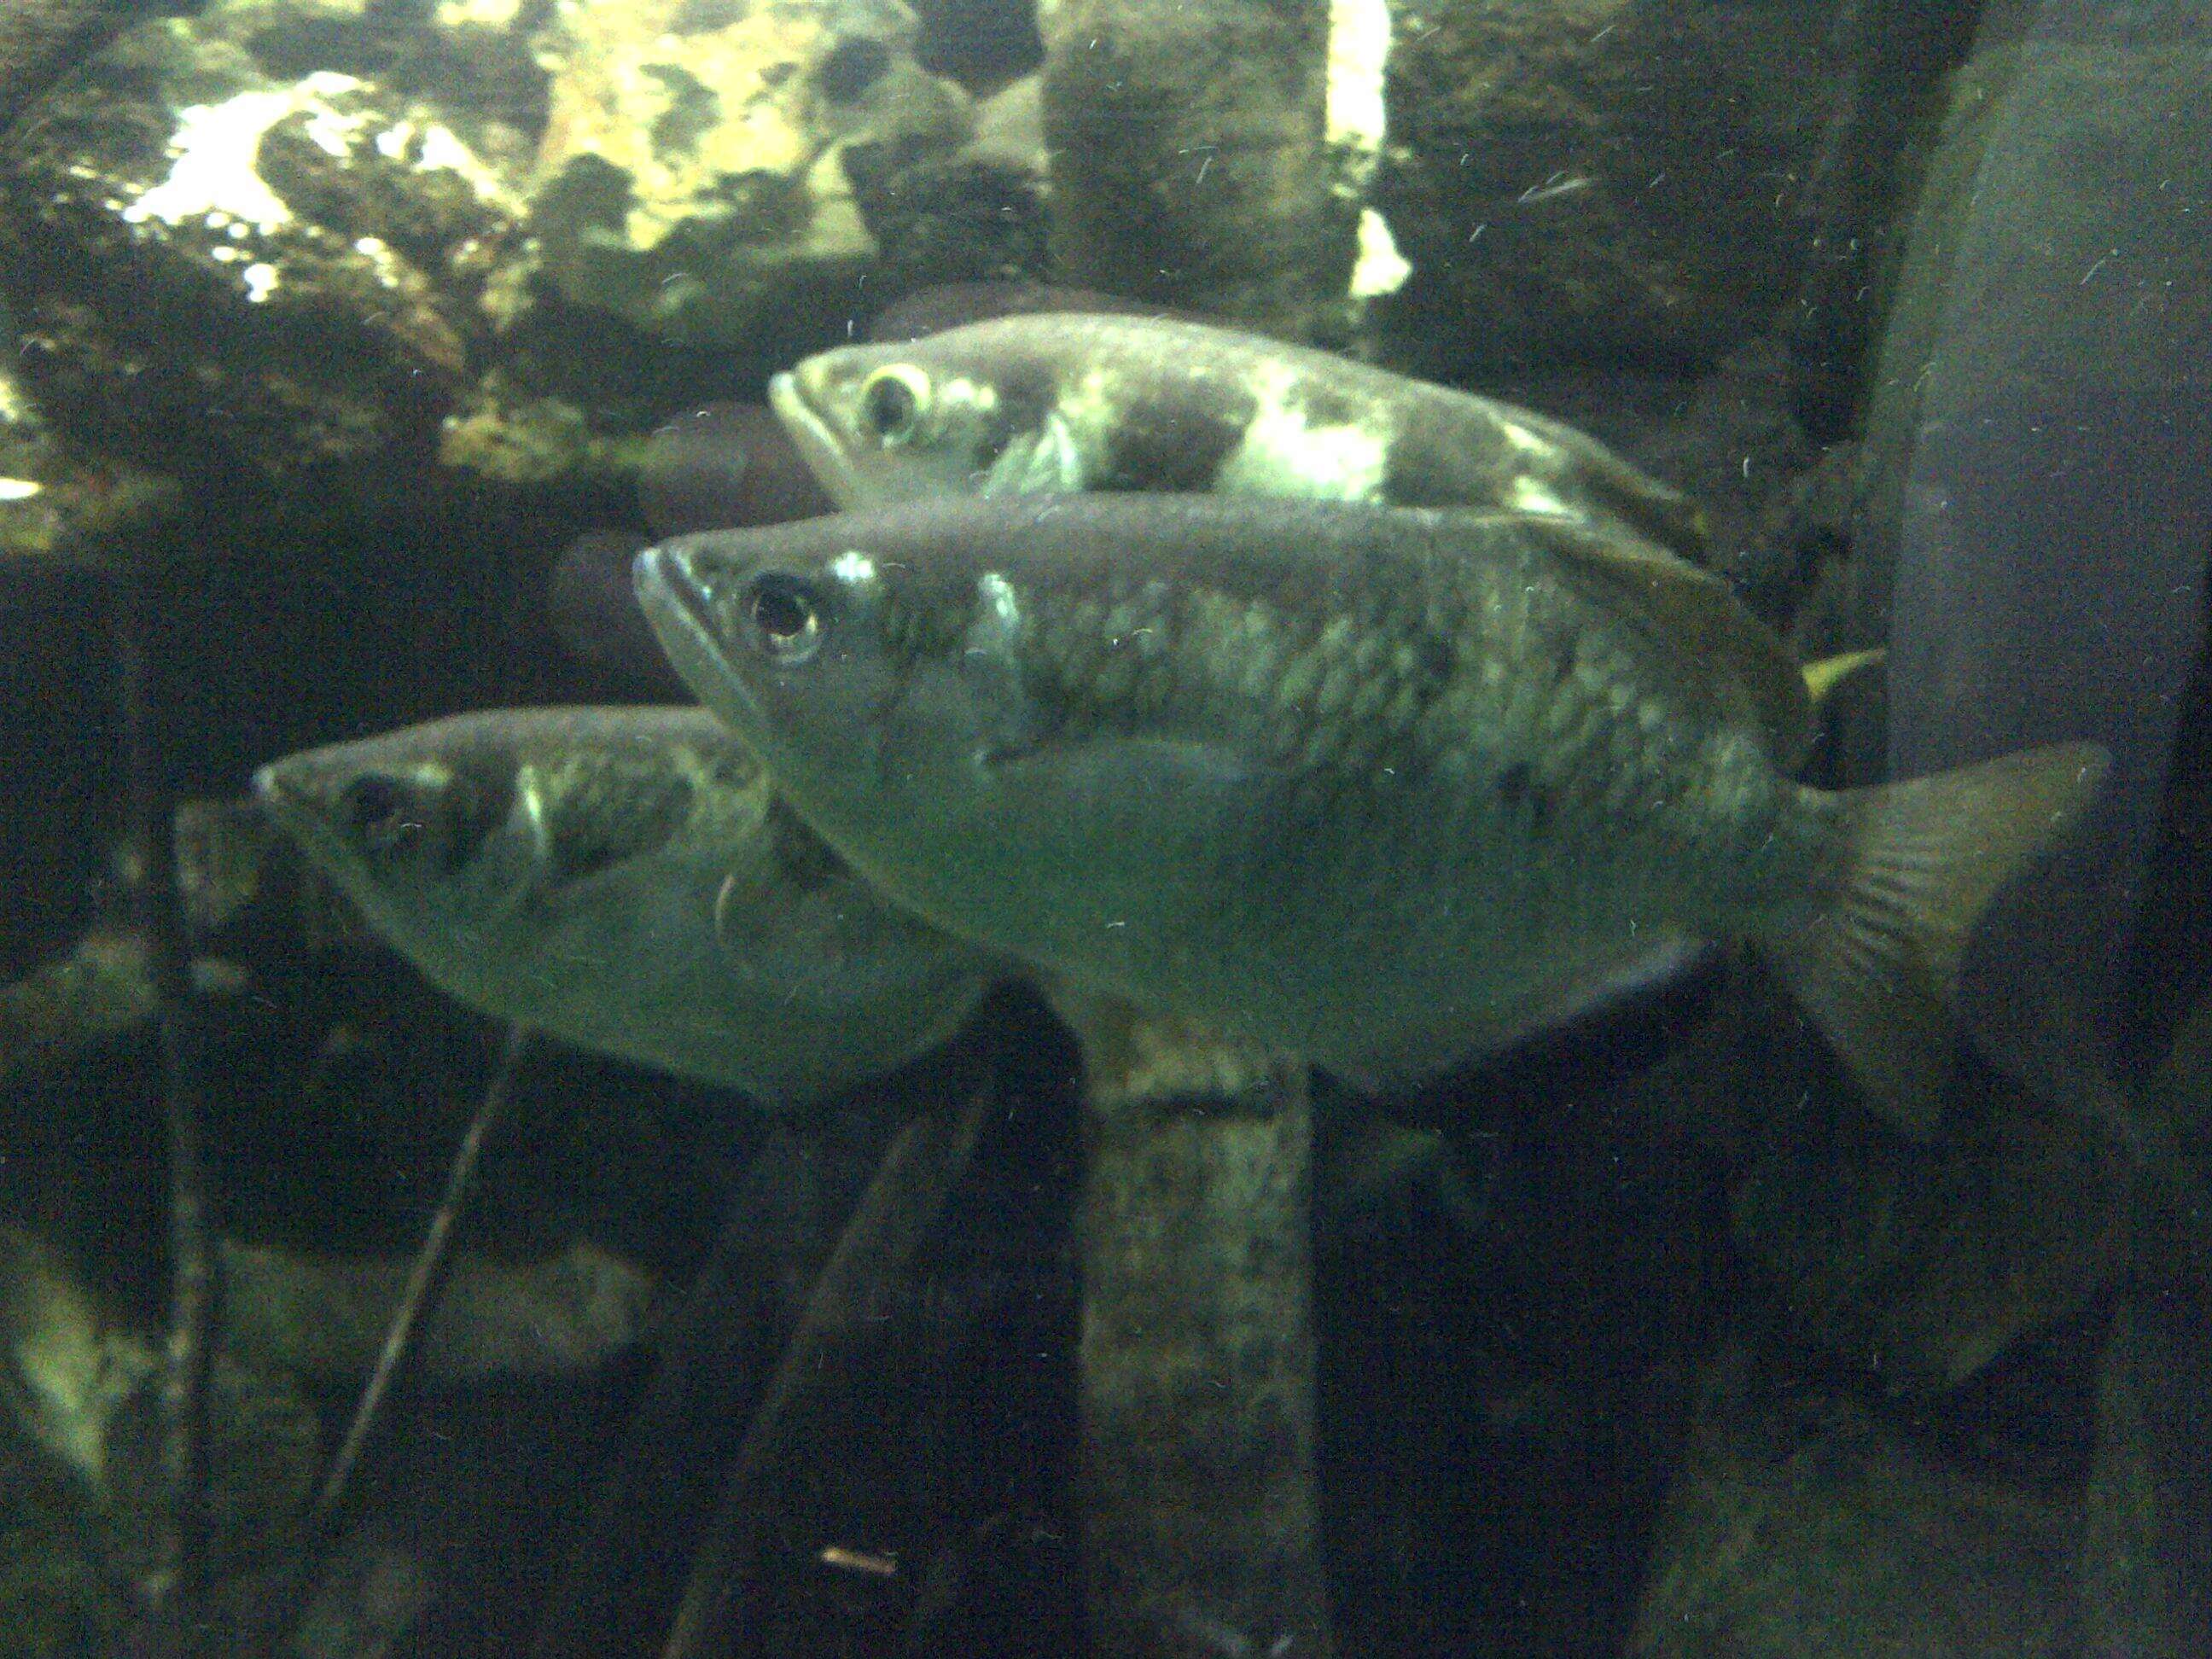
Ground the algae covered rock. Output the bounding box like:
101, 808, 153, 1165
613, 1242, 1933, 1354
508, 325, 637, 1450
0, 1225, 322, 1644
0, 0, 1010, 497
527, 0, 973, 345
0, 21, 524, 486
188, 0, 549, 134
0, 345, 65, 563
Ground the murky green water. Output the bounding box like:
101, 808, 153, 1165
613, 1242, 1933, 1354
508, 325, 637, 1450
1, 3, 2207, 1655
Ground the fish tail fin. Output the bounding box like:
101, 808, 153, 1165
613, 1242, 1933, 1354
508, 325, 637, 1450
1761, 742, 2110, 1135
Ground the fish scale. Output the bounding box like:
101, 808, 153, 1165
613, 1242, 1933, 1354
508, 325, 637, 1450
702, 506, 1778, 1044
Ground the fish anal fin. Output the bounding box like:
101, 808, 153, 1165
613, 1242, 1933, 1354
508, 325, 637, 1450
1328, 934, 1710, 1093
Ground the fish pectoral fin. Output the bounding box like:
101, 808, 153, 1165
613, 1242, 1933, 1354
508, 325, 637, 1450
979, 414, 1084, 496
1760, 742, 2110, 1137
1534, 520, 1812, 765
711, 868, 785, 964
980, 733, 1260, 851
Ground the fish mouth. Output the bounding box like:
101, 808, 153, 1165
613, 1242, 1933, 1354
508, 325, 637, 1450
632, 544, 769, 745
767, 369, 867, 509
251, 760, 310, 834
251, 759, 353, 879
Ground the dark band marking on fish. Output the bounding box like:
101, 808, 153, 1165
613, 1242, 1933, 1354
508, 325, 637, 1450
1094, 399, 1254, 494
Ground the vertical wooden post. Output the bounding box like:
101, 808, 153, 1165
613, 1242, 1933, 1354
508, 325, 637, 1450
1063, 998, 1335, 1658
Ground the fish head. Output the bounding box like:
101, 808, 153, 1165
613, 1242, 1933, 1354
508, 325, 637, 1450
634, 499, 1289, 1014
769, 327, 1068, 508
253, 711, 764, 993
256, 707, 1006, 1103
254, 726, 529, 957
634, 511, 1062, 876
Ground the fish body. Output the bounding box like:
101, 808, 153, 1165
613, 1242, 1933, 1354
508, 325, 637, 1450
254, 707, 1000, 1108
768, 312, 1707, 555
636, 496, 2104, 1129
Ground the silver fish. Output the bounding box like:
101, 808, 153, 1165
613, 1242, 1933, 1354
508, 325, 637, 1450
767, 311, 1707, 555
254, 706, 1000, 1108
635, 496, 2105, 1132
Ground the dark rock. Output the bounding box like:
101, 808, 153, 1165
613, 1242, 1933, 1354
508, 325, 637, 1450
1373, 0, 1852, 381
911, 0, 1041, 92
1630, 1343, 2080, 1657
1782, 0, 1983, 445
844, 140, 1048, 300
1041, 0, 1360, 341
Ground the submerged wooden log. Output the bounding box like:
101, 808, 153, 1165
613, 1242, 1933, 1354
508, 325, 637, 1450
1061, 996, 1334, 1659
1039, 0, 1361, 341
659, 1086, 996, 1659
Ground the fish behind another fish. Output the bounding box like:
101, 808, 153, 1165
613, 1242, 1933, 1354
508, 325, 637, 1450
767, 311, 1708, 556
255, 707, 1002, 1108
636, 496, 2104, 1132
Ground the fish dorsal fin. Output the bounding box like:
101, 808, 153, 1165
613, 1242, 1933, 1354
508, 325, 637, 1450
1532, 523, 1810, 765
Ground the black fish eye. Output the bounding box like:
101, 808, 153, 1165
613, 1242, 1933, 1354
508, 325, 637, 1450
341, 773, 426, 861
860, 369, 924, 443
342, 774, 408, 837
744, 572, 824, 662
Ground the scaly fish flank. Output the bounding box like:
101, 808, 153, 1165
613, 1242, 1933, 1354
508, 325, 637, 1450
636, 497, 2107, 1132
768, 311, 1708, 556
255, 707, 999, 1108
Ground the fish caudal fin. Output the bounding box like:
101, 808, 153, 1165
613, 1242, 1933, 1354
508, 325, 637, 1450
1762, 742, 2110, 1136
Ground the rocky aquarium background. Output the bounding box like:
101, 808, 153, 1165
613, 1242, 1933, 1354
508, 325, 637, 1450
1, 2, 2209, 1656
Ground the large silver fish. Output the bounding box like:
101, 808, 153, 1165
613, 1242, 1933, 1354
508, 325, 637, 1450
253, 707, 1001, 1108
766, 311, 1708, 555
635, 497, 2105, 1132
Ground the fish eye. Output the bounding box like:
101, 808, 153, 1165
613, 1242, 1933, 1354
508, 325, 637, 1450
341, 774, 422, 859
342, 774, 406, 835
743, 572, 825, 663
859, 367, 928, 445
